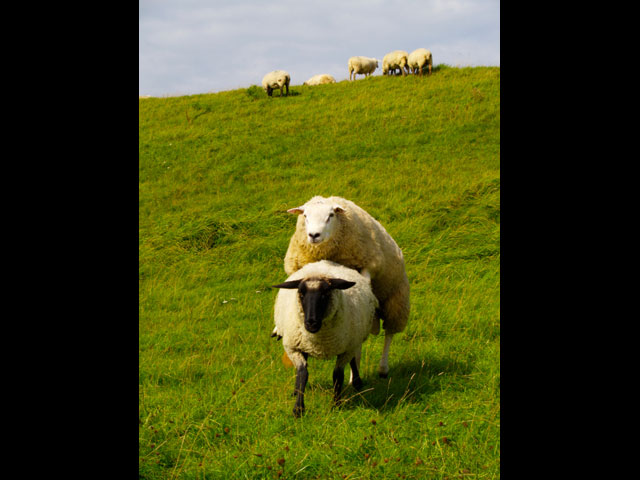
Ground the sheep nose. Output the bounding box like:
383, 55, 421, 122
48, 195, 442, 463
309, 233, 320, 240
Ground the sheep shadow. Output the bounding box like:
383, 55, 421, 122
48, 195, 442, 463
245, 86, 301, 100
337, 355, 474, 412
271, 90, 300, 98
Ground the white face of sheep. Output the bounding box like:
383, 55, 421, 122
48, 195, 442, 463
287, 203, 345, 245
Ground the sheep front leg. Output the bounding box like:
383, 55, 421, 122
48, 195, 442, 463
289, 352, 308, 417
293, 364, 308, 417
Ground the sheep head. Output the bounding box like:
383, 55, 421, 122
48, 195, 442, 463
273, 277, 356, 333
287, 201, 345, 245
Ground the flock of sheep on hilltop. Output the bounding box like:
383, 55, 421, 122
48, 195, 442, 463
261, 48, 433, 97
271, 196, 411, 417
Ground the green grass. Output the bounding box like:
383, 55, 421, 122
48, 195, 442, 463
139, 65, 500, 479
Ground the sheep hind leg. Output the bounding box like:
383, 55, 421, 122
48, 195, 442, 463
333, 353, 352, 406
378, 333, 394, 378
348, 347, 362, 389
332, 365, 345, 405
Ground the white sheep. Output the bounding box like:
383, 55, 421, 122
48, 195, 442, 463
382, 50, 409, 76
348, 56, 378, 81
303, 74, 336, 86
273, 260, 378, 417
408, 48, 433, 76
261, 70, 291, 97
279, 196, 410, 378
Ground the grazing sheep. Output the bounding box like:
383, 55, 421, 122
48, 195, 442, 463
382, 50, 409, 76
280, 196, 410, 378
348, 56, 378, 81
262, 70, 291, 97
273, 260, 378, 417
408, 48, 433, 76
303, 74, 336, 86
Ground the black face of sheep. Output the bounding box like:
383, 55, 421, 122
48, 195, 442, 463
273, 277, 356, 333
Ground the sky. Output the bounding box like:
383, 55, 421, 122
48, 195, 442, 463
139, 0, 499, 97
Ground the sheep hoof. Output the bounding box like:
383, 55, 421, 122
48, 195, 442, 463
293, 405, 305, 418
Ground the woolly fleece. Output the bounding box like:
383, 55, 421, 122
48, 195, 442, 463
408, 48, 433, 75
304, 74, 336, 86
274, 260, 378, 368
382, 50, 409, 76
284, 196, 410, 334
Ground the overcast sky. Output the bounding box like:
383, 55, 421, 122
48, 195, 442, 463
139, 0, 500, 97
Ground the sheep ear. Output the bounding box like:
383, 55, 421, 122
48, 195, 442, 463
287, 207, 305, 215
328, 279, 356, 290
272, 280, 302, 289
333, 205, 345, 214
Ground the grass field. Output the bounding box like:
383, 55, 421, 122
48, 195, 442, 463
139, 65, 500, 479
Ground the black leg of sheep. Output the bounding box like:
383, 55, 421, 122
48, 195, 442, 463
332, 364, 344, 406
293, 364, 309, 417
350, 356, 363, 391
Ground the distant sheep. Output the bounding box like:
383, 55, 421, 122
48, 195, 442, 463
262, 70, 291, 97
273, 260, 378, 417
348, 56, 378, 81
280, 196, 410, 378
408, 48, 433, 76
382, 50, 409, 76
304, 74, 336, 86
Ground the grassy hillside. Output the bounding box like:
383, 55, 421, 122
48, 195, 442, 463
139, 65, 500, 479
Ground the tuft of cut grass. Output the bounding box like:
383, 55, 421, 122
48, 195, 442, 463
140, 66, 499, 479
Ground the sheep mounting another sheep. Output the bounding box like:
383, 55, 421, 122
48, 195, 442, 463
279, 196, 410, 379
262, 70, 291, 97
273, 260, 378, 417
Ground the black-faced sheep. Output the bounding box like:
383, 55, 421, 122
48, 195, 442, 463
273, 260, 378, 417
